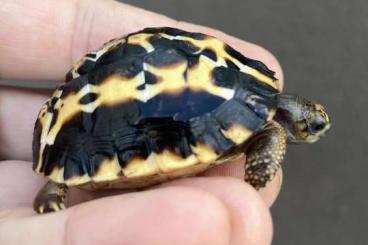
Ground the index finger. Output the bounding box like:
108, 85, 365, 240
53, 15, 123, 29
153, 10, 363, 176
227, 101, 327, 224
0, 0, 283, 85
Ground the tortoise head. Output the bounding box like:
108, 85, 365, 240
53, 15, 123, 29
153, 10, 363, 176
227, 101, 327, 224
298, 103, 331, 143
275, 94, 331, 144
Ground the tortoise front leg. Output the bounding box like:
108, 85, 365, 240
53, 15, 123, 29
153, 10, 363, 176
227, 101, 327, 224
33, 181, 68, 214
244, 121, 287, 190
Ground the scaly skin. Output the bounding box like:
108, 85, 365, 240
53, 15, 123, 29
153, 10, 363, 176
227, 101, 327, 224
33, 181, 68, 214
244, 121, 287, 189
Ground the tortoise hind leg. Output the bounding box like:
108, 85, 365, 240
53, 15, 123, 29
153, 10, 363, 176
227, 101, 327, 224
33, 181, 68, 214
244, 120, 287, 190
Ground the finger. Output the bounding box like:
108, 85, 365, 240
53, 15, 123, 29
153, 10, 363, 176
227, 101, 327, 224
203, 157, 283, 207
0, 86, 49, 160
0, 183, 272, 245
158, 177, 273, 245
0, 160, 44, 209
0, 0, 174, 80
1, 158, 280, 212
0, 0, 283, 87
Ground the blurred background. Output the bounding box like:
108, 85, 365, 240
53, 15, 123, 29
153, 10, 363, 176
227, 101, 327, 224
1, 0, 367, 244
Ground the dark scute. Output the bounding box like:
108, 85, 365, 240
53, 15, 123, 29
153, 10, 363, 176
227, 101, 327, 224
88, 57, 144, 85
32, 118, 42, 171
213, 99, 264, 132
235, 88, 276, 120
46, 103, 54, 113
144, 48, 186, 67
187, 56, 200, 68
63, 156, 88, 179
136, 84, 145, 91
121, 43, 147, 57
85, 53, 97, 59
137, 118, 193, 157
57, 84, 65, 91
79, 92, 99, 105
48, 109, 59, 134
212, 66, 239, 89
214, 66, 278, 98
96, 45, 125, 66
60, 76, 89, 99
117, 149, 144, 168
77, 60, 96, 76
136, 89, 225, 121
148, 35, 175, 51
144, 71, 158, 85
65, 72, 73, 82
42, 145, 56, 175
50, 97, 58, 107
224, 44, 276, 79
225, 58, 240, 70
201, 48, 218, 62
45, 113, 116, 178
73, 43, 146, 83
91, 103, 141, 135
189, 114, 233, 154
173, 40, 201, 54
239, 72, 279, 97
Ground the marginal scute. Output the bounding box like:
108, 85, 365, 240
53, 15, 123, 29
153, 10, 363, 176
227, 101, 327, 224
190, 143, 218, 163
123, 155, 159, 178
92, 155, 122, 182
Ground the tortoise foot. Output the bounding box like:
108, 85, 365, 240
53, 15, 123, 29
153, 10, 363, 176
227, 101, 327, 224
33, 181, 67, 214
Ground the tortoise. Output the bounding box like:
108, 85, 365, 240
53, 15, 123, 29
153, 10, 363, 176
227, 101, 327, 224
32, 27, 330, 213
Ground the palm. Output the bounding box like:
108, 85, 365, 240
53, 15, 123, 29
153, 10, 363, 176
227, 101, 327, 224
0, 0, 282, 244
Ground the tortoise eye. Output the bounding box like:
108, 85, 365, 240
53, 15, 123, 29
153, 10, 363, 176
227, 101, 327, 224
310, 116, 325, 133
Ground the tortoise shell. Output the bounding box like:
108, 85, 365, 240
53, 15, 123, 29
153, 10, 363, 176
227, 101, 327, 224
32, 27, 279, 189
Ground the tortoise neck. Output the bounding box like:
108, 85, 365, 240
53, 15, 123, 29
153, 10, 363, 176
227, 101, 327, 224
274, 94, 309, 144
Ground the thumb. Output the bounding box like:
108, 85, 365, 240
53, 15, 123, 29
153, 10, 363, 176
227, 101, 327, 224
0, 181, 272, 245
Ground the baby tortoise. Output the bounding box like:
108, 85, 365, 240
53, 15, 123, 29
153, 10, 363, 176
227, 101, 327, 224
32, 27, 330, 213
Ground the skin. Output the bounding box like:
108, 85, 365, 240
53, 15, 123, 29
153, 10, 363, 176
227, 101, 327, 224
0, 0, 284, 244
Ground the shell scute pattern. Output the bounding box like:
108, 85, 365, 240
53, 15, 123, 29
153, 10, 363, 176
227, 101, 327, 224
33, 27, 278, 187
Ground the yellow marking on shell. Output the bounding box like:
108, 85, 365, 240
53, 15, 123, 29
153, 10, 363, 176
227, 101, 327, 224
187, 56, 235, 99
142, 61, 188, 98
160, 33, 278, 90
47, 166, 65, 183
92, 155, 122, 182
46, 166, 91, 186
191, 144, 218, 163
96, 74, 143, 105
156, 150, 198, 173
221, 124, 253, 144
82, 158, 217, 190
123, 155, 159, 178
123, 145, 218, 178
65, 174, 91, 186
128, 33, 155, 52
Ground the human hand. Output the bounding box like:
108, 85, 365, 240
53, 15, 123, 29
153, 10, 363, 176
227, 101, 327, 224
0, 0, 283, 244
